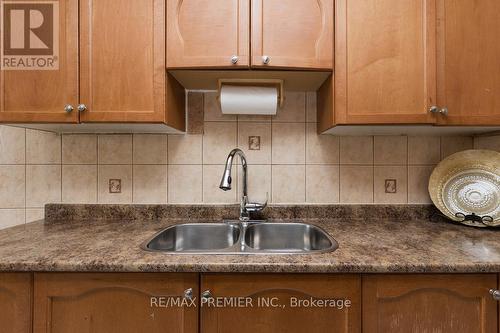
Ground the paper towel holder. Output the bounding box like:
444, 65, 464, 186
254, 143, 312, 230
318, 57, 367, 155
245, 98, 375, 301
217, 79, 284, 108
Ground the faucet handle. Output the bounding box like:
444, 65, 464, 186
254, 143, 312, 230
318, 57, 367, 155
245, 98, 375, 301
244, 193, 268, 213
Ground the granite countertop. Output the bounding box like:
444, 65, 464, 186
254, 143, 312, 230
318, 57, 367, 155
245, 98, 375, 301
0, 204, 499, 273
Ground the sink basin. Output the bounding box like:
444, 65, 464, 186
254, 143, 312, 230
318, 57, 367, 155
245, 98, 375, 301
141, 221, 338, 254
244, 223, 337, 253
143, 223, 241, 252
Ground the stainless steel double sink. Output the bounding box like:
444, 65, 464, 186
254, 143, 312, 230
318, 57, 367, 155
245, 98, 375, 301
141, 221, 338, 254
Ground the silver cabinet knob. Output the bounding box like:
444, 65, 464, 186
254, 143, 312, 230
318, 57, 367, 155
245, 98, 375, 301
183, 288, 193, 300
231, 55, 239, 64
262, 55, 270, 65
77, 104, 87, 112
429, 105, 448, 116
64, 104, 74, 113
489, 289, 500, 301
201, 290, 213, 301
429, 106, 439, 114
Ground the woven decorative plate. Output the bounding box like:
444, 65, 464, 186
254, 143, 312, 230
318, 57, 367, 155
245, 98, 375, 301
429, 149, 500, 227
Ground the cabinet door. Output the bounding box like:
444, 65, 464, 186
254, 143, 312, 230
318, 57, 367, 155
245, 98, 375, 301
335, 0, 436, 124
251, 0, 333, 69
201, 274, 361, 333
79, 0, 166, 123
436, 0, 500, 125
0, 273, 32, 333
363, 274, 497, 333
167, 0, 250, 68
33, 273, 198, 333
0, 0, 78, 123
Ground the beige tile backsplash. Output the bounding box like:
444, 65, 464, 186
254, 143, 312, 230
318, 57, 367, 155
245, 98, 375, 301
0, 91, 499, 228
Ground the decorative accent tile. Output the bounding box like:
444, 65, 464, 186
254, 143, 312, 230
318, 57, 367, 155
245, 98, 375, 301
133, 134, 167, 164
98, 135, 132, 165
272, 123, 305, 164
109, 179, 122, 193
238, 122, 271, 164
340, 136, 373, 165
62, 134, 97, 164
385, 180, 397, 193
248, 136, 261, 150
98, 165, 132, 204
374, 166, 407, 204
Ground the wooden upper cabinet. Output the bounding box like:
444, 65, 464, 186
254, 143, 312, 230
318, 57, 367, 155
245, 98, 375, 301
201, 274, 361, 333
34, 273, 198, 333
436, 0, 500, 125
0, 273, 32, 333
0, 0, 78, 123
334, 0, 436, 125
79, 0, 167, 123
363, 274, 498, 333
167, 0, 250, 68
251, 0, 333, 69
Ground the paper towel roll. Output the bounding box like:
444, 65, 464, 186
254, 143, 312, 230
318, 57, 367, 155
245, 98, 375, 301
220, 85, 278, 115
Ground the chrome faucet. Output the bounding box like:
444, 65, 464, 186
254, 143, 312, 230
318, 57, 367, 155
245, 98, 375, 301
219, 148, 267, 221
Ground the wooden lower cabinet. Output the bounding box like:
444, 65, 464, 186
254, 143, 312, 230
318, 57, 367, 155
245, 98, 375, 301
201, 274, 361, 333
363, 274, 498, 333
4, 273, 498, 332
0, 273, 32, 333
33, 273, 198, 333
